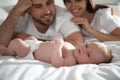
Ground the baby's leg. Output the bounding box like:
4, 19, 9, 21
8, 38, 30, 57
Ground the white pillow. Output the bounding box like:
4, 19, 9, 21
0, 8, 8, 25
0, 0, 17, 13
0, 0, 17, 7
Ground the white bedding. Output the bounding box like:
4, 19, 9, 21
0, 41, 120, 80
0, 1, 120, 80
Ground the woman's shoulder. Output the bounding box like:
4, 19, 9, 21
96, 8, 112, 14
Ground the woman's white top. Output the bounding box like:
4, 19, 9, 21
82, 8, 120, 41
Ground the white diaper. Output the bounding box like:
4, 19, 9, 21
22, 40, 43, 59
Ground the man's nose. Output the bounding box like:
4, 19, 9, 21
43, 7, 50, 14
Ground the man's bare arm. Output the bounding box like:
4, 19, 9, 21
0, 0, 32, 46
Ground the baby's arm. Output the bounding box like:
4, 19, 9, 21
51, 38, 77, 67
63, 56, 77, 66
51, 49, 64, 67
51, 51, 76, 67
51, 40, 64, 67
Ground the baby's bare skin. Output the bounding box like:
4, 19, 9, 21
0, 37, 112, 67
33, 38, 77, 67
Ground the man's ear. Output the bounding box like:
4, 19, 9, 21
21, 8, 31, 16
27, 7, 32, 14
89, 0, 96, 9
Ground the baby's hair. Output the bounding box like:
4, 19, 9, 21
102, 43, 113, 63
105, 46, 113, 63
94, 42, 113, 64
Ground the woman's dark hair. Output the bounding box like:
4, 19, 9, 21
63, 0, 109, 13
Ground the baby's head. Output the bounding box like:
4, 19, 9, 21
74, 42, 112, 64
93, 42, 112, 64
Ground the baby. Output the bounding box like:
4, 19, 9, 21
0, 36, 112, 67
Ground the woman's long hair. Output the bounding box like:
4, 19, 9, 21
63, 0, 109, 13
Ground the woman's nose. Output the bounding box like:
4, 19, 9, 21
71, 1, 76, 9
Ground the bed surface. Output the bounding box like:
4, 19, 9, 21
0, 41, 120, 80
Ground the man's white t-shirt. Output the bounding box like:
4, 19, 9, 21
15, 6, 80, 40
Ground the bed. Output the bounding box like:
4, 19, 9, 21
0, 41, 120, 80
0, 0, 120, 80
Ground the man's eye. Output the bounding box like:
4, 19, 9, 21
47, 0, 54, 5
65, 0, 71, 3
33, 4, 42, 8
75, 0, 81, 2
88, 54, 90, 58
85, 43, 88, 48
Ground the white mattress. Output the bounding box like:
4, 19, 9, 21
0, 41, 120, 80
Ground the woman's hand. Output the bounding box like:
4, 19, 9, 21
71, 17, 92, 33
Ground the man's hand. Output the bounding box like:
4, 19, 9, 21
12, 0, 32, 16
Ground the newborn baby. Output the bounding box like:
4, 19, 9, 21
0, 36, 112, 67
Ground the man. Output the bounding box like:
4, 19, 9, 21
0, 0, 84, 47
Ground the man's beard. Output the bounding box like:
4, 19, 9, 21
32, 15, 55, 27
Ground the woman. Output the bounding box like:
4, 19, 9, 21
63, 0, 120, 42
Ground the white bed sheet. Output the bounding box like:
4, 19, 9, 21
0, 41, 120, 80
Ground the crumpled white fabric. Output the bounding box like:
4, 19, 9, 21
0, 41, 120, 80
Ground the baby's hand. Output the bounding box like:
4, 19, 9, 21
0, 45, 8, 55
54, 38, 64, 49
